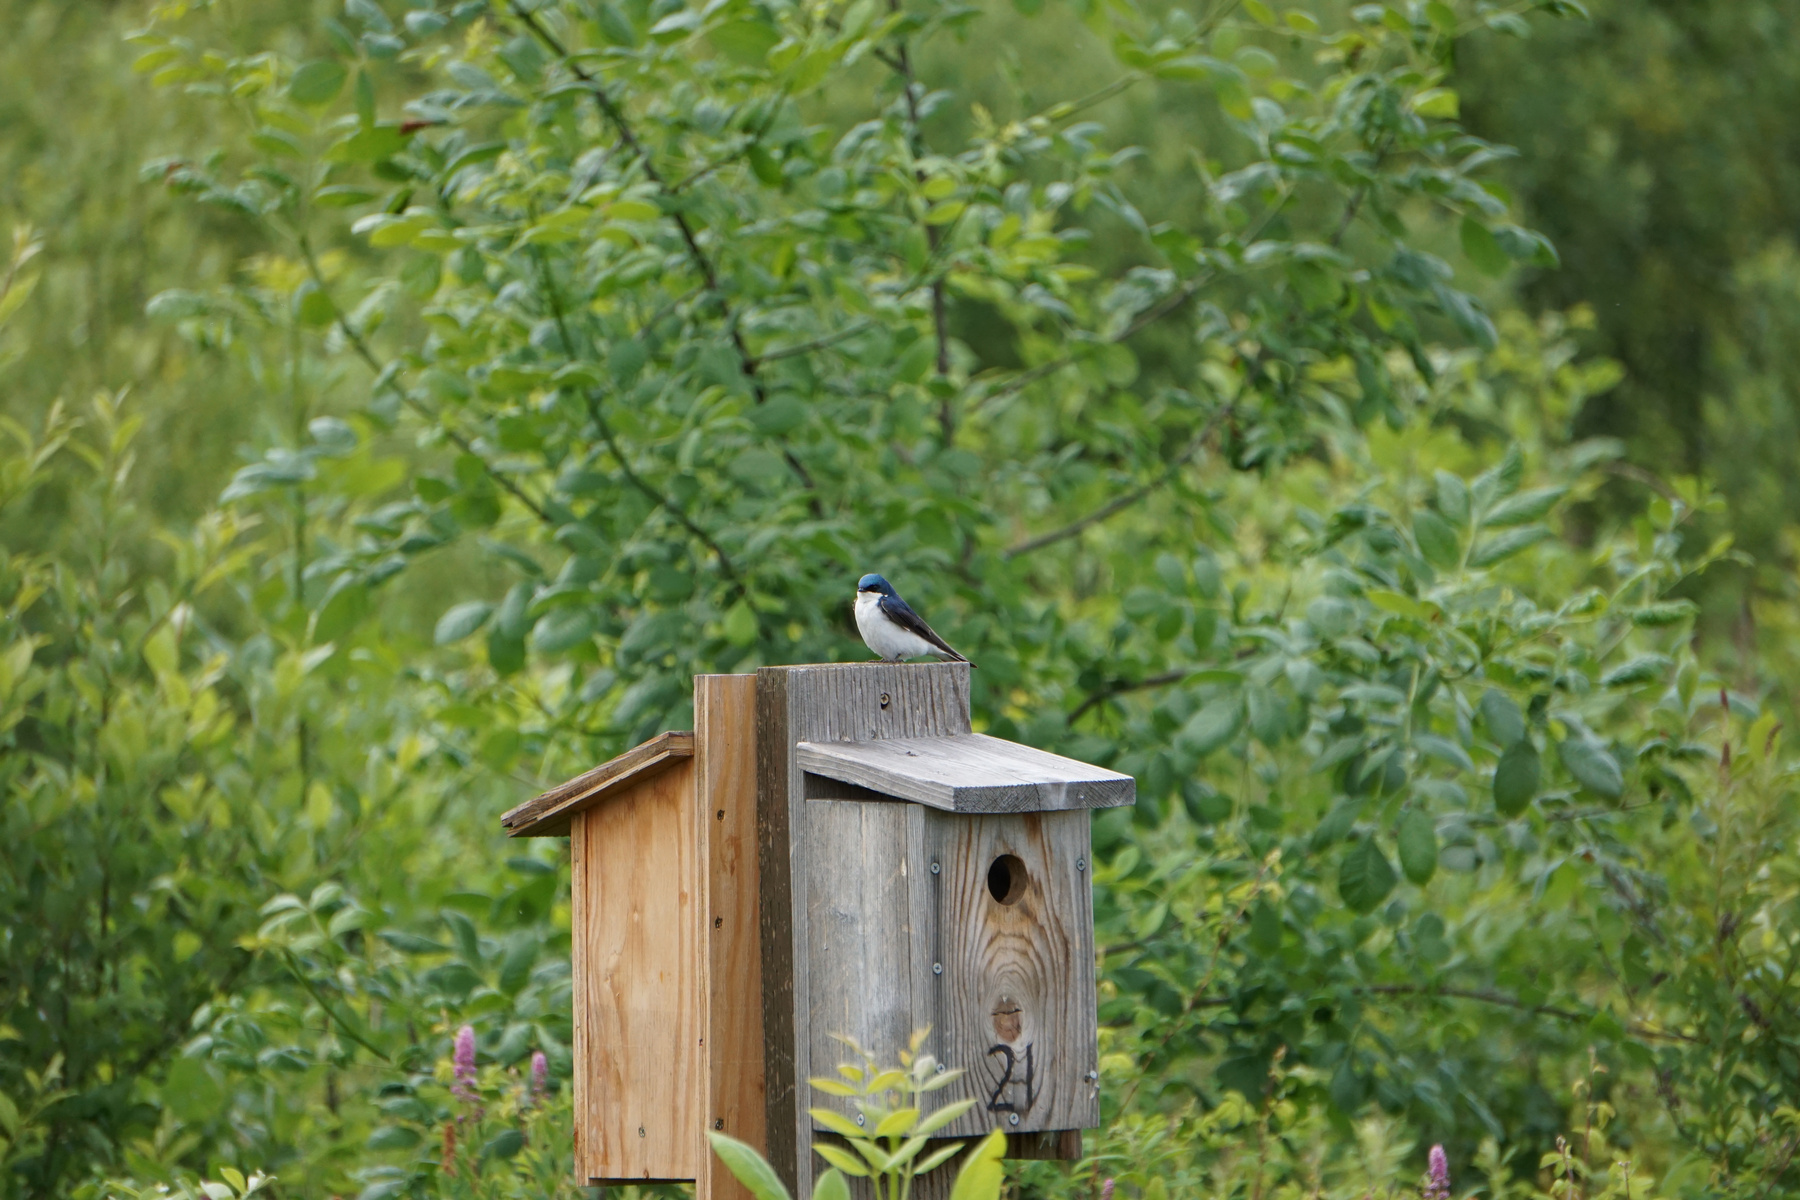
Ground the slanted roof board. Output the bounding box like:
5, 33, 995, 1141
502, 730, 695, 838
795, 732, 1135, 814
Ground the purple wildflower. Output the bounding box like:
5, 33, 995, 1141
528, 1050, 548, 1106
452, 1025, 478, 1103
1099, 1180, 1114, 1200
1423, 1144, 1450, 1200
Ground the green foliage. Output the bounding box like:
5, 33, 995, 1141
0, 0, 1797, 1198
712, 1033, 1006, 1200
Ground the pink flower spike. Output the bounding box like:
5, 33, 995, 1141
1423, 1145, 1450, 1200
1100, 1180, 1115, 1200
529, 1050, 549, 1105
452, 1025, 478, 1103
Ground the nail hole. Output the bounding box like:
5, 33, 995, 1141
713, 917, 722, 928
716, 809, 725, 821
987, 854, 1028, 906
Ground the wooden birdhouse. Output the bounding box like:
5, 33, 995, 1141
502, 662, 1134, 1200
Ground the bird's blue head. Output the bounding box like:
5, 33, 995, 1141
857, 573, 895, 596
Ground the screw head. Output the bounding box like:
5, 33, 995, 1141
855, 1113, 866, 1127
930, 861, 941, 875
1076, 857, 1087, 872
638, 1126, 646, 1138
714, 1119, 725, 1130
933, 962, 943, 975
716, 809, 725, 821
879, 692, 891, 708
1008, 1113, 1021, 1126
1085, 1070, 1099, 1083
936, 1063, 947, 1074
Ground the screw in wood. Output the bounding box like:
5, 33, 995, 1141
714, 1119, 725, 1130
1009, 1113, 1021, 1126
879, 692, 891, 708
933, 962, 943, 975
930, 861, 940, 874
1076, 857, 1087, 872
855, 1113, 865, 1127
714, 916, 723, 928
638, 1127, 646, 1138
716, 809, 724, 821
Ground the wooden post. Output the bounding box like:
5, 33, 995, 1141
758, 662, 976, 1199
696, 674, 765, 1200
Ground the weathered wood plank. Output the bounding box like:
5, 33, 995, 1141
572, 761, 703, 1183
758, 662, 972, 1200
805, 799, 916, 1124
696, 675, 764, 1200
504, 731, 695, 837
796, 734, 1135, 813
923, 809, 1099, 1136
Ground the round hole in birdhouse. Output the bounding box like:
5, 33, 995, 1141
987, 854, 1028, 905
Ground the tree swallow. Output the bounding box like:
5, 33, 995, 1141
854, 574, 972, 665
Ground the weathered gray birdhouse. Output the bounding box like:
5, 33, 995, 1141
501, 662, 1133, 1200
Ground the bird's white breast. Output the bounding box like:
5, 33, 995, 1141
855, 592, 933, 661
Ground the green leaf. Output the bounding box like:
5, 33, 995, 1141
367, 1124, 421, 1150
1435, 470, 1471, 527
1484, 487, 1565, 527
1559, 736, 1624, 799
1397, 809, 1438, 884
916, 1098, 977, 1135
290, 59, 347, 106
710, 1133, 794, 1200
1480, 689, 1526, 747
1338, 837, 1397, 914
1469, 525, 1552, 567
1630, 600, 1698, 628
1493, 740, 1541, 816
812, 1143, 871, 1177
812, 1169, 852, 1200
949, 1129, 1008, 1200
1601, 654, 1673, 688
435, 601, 493, 645
1175, 694, 1243, 758
1413, 510, 1461, 569
1460, 217, 1509, 276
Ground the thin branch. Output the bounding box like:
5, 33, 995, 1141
529, 245, 751, 599
1355, 983, 1701, 1044
1068, 667, 1196, 725
507, 5, 823, 504
750, 319, 875, 366
880, 8, 955, 441
280, 949, 392, 1062
294, 235, 556, 526
1004, 399, 1234, 559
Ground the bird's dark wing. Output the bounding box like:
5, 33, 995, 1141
879, 594, 969, 663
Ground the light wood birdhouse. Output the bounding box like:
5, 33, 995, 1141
502, 662, 1134, 1200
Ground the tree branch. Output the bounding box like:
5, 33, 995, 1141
876, 5, 956, 441
1354, 983, 1701, 1044
295, 235, 556, 526
1067, 667, 1197, 725
528, 245, 751, 600
1004, 399, 1233, 559
506, 3, 822, 506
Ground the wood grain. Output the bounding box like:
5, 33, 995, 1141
922, 810, 1099, 1136
572, 760, 703, 1184
758, 663, 972, 1200
696, 675, 764, 1200
504, 731, 695, 837
796, 733, 1135, 813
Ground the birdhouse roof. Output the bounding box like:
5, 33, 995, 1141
797, 732, 1134, 813
501, 730, 694, 838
